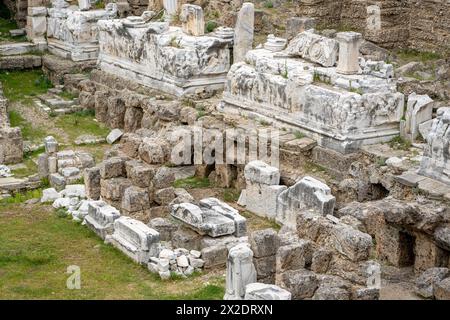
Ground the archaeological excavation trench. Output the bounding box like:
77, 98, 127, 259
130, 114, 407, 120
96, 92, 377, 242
0, 0, 449, 301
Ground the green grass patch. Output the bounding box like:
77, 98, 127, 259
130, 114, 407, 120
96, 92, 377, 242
222, 188, 240, 203
263, 1, 274, 9
0, 189, 43, 206
396, 49, 442, 63
205, 21, 218, 33
0, 17, 27, 43
0, 205, 225, 299
241, 211, 281, 232
388, 135, 411, 151
58, 91, 78, 101
0, 70, 52, 102
173, 176, 211, 189
55, 110, 109, 142
8, 110, 47, 142
294, 131, 305, 139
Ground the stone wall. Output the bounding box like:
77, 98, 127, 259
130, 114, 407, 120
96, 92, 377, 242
0, 83, 23, 165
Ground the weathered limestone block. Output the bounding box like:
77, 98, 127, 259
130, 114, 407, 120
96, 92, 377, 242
434, 278, 450, 300
241, 161, 286, 219
415, 267, 450, 299
276, 176, 335, 229
244, 283, 291, 300
100, 177, 132, 202
249, 228, 280, 258
100, 157, 125, 179
311, 248, 333, 274
107, 95, 126, 129
404, 93, 433, 142
84, 200, 121, 239
285, 17, 315, 41
94, 90, 110, 123
180, 4, 204, 37
224, 243, 257, 300
0, 127, 23, 165
419, 107, 450, 185
276, 269, 319, 300
233, 3, 254, 63
121, 186, 151, 213
105, 216, 160, 264
120, 133, 143, 158
124, 106, 143, 132
84, 166, 100, 200
285, 30, 338, 67
414, 232, 449, 274
125, 160, 155, 188
201, 244, 228, 268
138, 137, 169, 165
312, 275, 351, 300
38, 153, 49, 178
297, 211, 373, 262
276, 240, 314, 274
149, 217, 179, 241
336, 32, 362, 75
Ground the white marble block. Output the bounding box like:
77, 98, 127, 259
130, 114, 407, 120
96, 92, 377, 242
244, 283, 292, 300
336, 31, 362, 75
233, 2, 254, 63
419, 107, 450, 185
180, 4, 204, 36
224, 243, 257, 300
84, 200, 121, 239
404, 93, 433, 142
276, 176, 336, 229
240, 160, 286, 220
171, 198, 246, 237
105, 216, 160, 264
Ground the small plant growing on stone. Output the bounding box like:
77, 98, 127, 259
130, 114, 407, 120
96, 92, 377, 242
259, 119, 270, 126
205, 21, 218, 33
388, 135, 411, 151
264, 0, 274, 8
281, 61, 288, 79
94, 0, 105, 9
170, 36, 181, 48
294, 130, 305, 139
56, 208, 69, 218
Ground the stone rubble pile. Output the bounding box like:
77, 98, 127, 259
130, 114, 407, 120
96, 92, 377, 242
148, 247, 205, 279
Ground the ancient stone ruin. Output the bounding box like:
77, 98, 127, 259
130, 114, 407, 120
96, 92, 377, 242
0, 0, 449, 302
0, 83, 23, 165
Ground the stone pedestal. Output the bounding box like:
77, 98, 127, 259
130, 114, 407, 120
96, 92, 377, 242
263, 34, 287, 52
233, 2, 254, 63
336, 32, 362, 75
224, 243, 257, 300
180, 4, 204, 36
